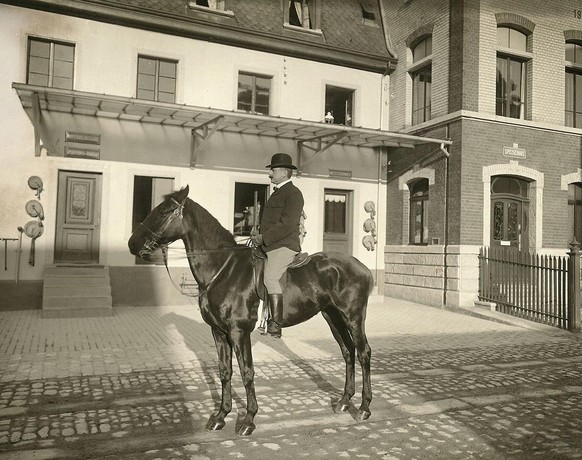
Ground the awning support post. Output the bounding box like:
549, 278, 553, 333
32, 92, 42, 157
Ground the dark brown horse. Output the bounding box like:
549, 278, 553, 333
128, 185, 373, 436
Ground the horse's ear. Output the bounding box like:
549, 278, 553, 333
176, 185, 189, 201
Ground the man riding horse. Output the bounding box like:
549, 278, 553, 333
251, 153, 304, 339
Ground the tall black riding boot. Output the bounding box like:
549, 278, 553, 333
267, 293, 283, 338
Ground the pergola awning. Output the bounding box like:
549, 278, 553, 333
12, 83, 451, 172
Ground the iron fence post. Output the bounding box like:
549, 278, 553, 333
568, 239, 581, 333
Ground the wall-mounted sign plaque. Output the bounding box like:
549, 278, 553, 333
65, 132, 101, 145
65, 146, 100, 160
503, 146, 526, 159
329, 169, 352, 178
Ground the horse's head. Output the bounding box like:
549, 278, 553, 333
128, 185, 189, 260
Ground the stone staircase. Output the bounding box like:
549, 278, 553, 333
42, 265, 113, 318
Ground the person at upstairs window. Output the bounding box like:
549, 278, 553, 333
251, 153, 304, 338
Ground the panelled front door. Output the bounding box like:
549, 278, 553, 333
323, 189, 352, 254
54, 171, 102, 264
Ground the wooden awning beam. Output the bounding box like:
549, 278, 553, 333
190, 115, 223, 167
297, 131, 347, 175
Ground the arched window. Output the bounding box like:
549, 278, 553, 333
409, 179, 429, 244
568, 183, 582, 242
410, 36, 432, 126
496, 27, 528, 119
565, 41, 582, 128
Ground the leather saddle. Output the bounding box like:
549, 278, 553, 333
251, 247, 311, 301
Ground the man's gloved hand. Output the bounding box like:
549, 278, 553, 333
250, 233, 263, 246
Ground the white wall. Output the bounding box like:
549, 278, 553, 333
0, 4, 387, 283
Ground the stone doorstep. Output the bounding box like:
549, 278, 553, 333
41, 306, 114, 319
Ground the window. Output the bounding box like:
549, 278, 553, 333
565, 41, 582, 128
137, 56, 177, 103
237, 72, 272, 115
410, 36, 432, 126
27, 37, 74, 90
409, 179, 429, 245
233, 183, 268, 237
325, 85, 354, 126
132, 176, 174, 264
192, 0, 225, 9
569, 183, 582, 243
496, 27, 528, 119
286, 0, 320, 30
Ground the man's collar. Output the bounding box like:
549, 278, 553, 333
274, 179, 292, 190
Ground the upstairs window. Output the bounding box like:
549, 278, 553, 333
237, 72, 272, 115
496, 27, 529, 119
27, 37, 74, 90
286, 0, 320, 30
137, 56, 177, 103
192, 0, 225, 9
409, 179, 429, 245
325, 85, 354, 126
410, 36, 432, 125
565, 41, 582, 128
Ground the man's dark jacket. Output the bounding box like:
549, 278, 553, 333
260, 182, 304, 253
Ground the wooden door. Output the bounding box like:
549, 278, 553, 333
491, 198, 525, 251
323, 189, 352, 254
54, 171, 102, 263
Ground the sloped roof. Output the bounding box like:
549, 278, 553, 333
17, 0, 394, 71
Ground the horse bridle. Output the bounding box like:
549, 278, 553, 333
138, 197, 186, 257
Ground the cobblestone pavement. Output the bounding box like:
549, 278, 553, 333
0, 297, 581, 459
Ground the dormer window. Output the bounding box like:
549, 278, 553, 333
286, 0, 320, 30
191, 0, 225, 9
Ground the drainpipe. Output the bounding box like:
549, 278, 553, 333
440, 135, 450, 306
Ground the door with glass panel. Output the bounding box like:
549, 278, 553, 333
323, 189, 352, 254
490, 176, 529, 252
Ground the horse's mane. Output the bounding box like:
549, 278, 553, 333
166, 190, 237, 248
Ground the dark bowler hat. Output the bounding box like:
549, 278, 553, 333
266, 152, 297, 170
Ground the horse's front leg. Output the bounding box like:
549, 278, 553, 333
232, 329, 257, 436
206, 328, 233, 431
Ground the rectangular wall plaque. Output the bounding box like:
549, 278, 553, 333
65, 146, 100, 160
329, 169, 352, 178
503, 146, 526, 159
65, 132, 101, 145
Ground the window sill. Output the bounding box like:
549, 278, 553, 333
187, 3, 234, 18
283, 23, 323, 37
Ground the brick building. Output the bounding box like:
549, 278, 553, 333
383, 0, 582, 307
0, 0, 452, 313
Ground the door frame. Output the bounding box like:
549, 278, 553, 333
54, 170, 103, 264
322, 188, 353, 255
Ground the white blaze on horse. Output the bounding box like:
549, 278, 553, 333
128, 185, 374, 436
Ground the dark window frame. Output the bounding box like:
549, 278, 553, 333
496, 27, 529, 120
410, 36, 432, 126
136, 55, 177, 103
565, 41, 582, 128
237, 72, 272, 115
409, 179, 429, 245
26, 36, 75, 90
324, 85, 355, 126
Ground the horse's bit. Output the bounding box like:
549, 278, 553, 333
138, 197, 185, 257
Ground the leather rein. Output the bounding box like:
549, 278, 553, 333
137, 197, 245, 296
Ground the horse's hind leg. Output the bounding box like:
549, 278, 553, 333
350, 317, 372, 421
232, 330, 258, 436
206, 328, 232, 431
321, 309, 356, 413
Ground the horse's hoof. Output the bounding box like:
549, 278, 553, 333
356, 410, 371, 421
206, 418, 225, 431
236, 424, 255, 436
334, 403, 350, 413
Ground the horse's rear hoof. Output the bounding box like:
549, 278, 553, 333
237, 424, 255, 436
356, 410, 371, 421
334, 402, 350, 413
